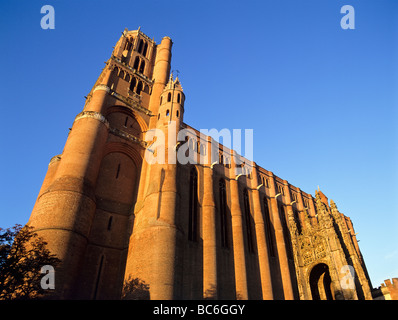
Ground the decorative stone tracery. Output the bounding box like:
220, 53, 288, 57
285, 190, 372, 300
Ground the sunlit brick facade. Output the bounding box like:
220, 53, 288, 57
28, 28, 373, 300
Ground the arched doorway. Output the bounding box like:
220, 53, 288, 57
309, 263, 334, 300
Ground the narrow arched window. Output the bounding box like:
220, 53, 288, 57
142, 42, 148, 56
166, 109, 169, 116
139, 60, 145, 74
130, 77, 137, 92
263, 197, 275, 257
138, 39, 144, 54
188, 138, 193, 150
188, 168, 198, 242
176, 110, 179, 118
160, 96, 163, 105
243, 189, 254, 253
177, 93, 181, 103
133, 56, 140, 70
136, 81, 143, 95
219, 179, 228, 248
124, 39, 131, 51
167, 92, 171, 102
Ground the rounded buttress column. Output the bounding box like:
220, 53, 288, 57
124, 124, 182, 300
229, 151, 248, 300
202, 137, 218, 299
28, 87, 110, 298
148, 36, 172, 128
268, 174, 294, 300
250, 164, 274, 299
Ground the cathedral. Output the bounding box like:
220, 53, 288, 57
28, 28, 373, 300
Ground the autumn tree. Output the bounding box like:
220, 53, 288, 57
0, 224, 60, 300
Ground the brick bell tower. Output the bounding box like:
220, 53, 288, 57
28, 28, 174, 299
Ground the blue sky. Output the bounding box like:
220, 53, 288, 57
0, 0, 397, 290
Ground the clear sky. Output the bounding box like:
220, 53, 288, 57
0, 0, 397, 290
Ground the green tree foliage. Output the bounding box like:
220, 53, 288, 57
121, 276, 150, 300
0, 224, 60, 300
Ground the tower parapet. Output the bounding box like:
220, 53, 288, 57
380, 278, 398, 300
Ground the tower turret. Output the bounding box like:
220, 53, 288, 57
156, 74, 185, 128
